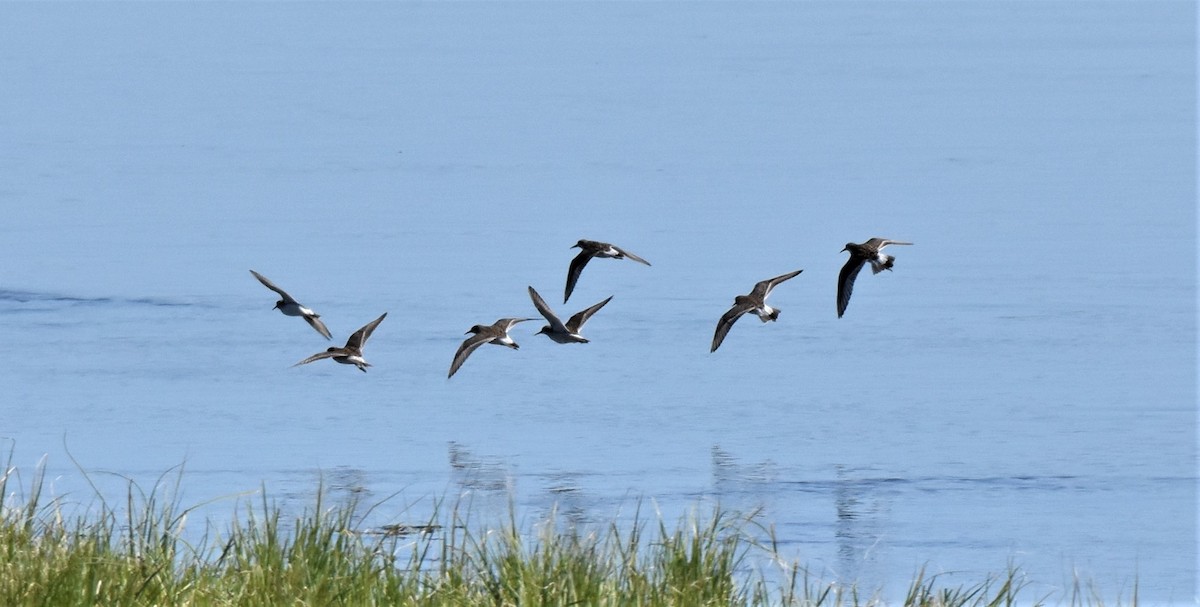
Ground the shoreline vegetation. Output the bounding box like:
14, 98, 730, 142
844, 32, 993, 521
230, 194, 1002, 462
0, 459, 1137, 606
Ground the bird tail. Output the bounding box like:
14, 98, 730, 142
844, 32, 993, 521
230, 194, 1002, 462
871, 255, 896, 274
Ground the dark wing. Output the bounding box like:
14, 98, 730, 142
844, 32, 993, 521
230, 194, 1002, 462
837, 257, 866, 318
303, 314, 333, 340
347, 312, 387, 349
613, 245, 651, 266
292, 349, 339, 367
249, 269, 296, 303
711, 302, 755, 353
565, 295, 613, 333
528, 286, 568, 332
752, 269, 803, 299
448, 332, 494, 378
564, 249, 596, 303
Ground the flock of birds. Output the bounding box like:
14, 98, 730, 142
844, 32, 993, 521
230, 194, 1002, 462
250, 237, 913, 377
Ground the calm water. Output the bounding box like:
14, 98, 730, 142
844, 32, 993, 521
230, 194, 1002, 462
1, 1, 1195, 601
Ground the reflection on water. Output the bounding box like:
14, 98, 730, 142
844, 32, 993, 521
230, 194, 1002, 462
832, 465, 889, 585
0, 289, 193, 309
323, 465, 370, 500
448, 442, 593, 529
709, 447, 895, 585
711, 445, 779, 493
537, 471, 590, 528
448, 441, 512, 494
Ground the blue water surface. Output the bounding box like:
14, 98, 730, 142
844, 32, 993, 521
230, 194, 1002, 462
0, 1, 1195, 602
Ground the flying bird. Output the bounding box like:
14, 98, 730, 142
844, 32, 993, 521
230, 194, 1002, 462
837, 238, 913, 318
528, 285, 612, 344
448, 317, 536, 378
293, 312, 387, 372
711, 269, 804, 353
249, 269, 332, 340
564, 239, 650, 303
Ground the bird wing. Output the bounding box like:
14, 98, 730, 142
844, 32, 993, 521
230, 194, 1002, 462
292, 349, 339, 367
347, 312, 387, 350
614, 245, 651, 266
866, 238, 913, 249
566, 295, 613, 333
528, 286, 569, 332
448, 332, 494, 378
304, 314, 333, 340
837, 257, 867, 318
498, 317, 536, 331
711, 302, 754, 352
249, 270, 297, 303
753, 269, 803, 299
564, 250, 595, 303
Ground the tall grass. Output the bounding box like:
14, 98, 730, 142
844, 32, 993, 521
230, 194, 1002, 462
0, 457, 1135, 606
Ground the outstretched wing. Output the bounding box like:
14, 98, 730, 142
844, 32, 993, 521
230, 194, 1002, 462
303, 314, 333, 340
497, 317, 536, 331
564, 250, 595, 303
711, 302, 754, 353
448, 333, 493, 378
528, 286, 569, 332
614, 245, 651, 266
292, 349, 338, 367
752, 269, 803, 299
249, 269, 297, 303
836, 257, 866, 318
566, 295, 613, 333
868, 238, 913, 249
347, 312, 387, 350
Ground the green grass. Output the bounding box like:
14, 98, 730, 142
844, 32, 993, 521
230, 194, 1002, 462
0, 458, 1136, 606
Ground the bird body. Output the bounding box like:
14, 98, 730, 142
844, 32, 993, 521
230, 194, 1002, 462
249, 269, 333, 340
448, 317, 536, 378
528, 285, 611, 344
837, 238, 912, 318
293, 312, 387, 372
711, 269, 803, 352
564, 239, 650, 303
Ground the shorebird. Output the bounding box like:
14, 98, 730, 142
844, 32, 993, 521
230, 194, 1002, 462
292, 312, 387, 372
837, 238, 912, 318
528, 285, 612, 344
249, 269, 332, 340
564, 239, 650, 303
448, 317, 536, 378
711, 269, 803, 353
